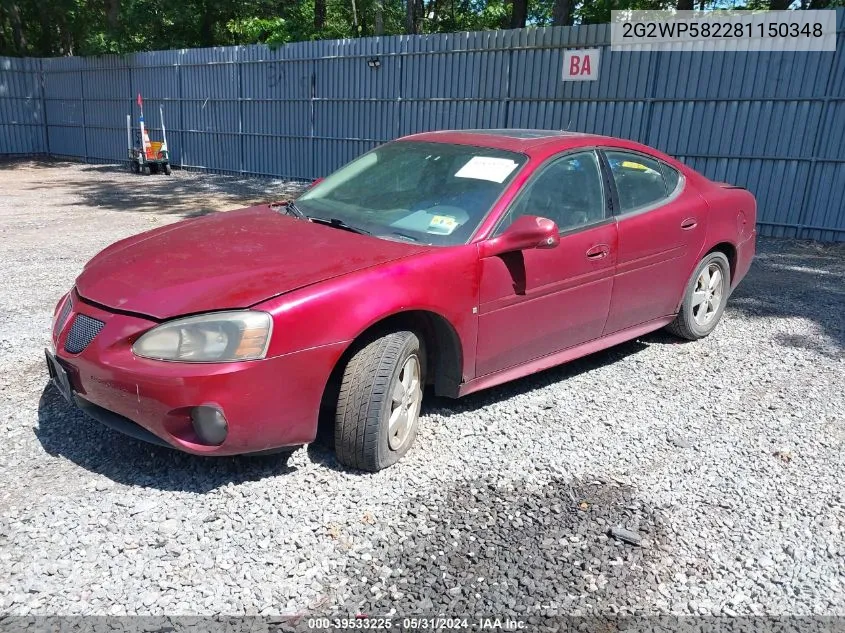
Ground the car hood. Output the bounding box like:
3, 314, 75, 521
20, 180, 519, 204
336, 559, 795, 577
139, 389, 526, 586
76, 205, 428, 319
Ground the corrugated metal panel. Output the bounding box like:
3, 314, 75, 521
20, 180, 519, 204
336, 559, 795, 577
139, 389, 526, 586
680, 157, 812, 239
2, 8, 844, 238
804, 163, 845, 242
0, 56, 46, 154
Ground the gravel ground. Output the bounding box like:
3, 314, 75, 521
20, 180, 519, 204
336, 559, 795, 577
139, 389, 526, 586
0, 159, 843, 619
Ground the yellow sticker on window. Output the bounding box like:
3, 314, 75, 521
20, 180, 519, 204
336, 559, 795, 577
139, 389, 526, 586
428, 215, 459, 235
621, 160, 649, 171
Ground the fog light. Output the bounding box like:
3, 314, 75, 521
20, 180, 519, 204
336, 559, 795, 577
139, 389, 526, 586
190, 406, 228, 445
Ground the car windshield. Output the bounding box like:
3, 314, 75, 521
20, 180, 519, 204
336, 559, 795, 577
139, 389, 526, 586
295, 141, 527, 246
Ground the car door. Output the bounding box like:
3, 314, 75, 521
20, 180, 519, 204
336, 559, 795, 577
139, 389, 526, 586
475, 150, 618, 377
601, 149, 708, 335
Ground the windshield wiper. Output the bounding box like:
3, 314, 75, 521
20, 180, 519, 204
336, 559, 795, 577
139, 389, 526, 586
308, 216, 372, 236
388, 231, 421, 242
269, 199, 308, 220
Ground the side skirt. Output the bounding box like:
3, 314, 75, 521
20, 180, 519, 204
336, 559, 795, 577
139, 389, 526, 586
458, 315, 675, 397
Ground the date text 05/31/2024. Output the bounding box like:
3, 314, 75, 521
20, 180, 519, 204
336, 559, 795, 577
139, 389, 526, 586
306, 617, 526, 630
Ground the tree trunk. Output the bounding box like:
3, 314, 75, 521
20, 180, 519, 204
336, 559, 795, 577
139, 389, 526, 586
37, 3, 53, 55
58, 12, 73, 55
0, 5, 8, 54
314, 0, 326, 30
406, 0, 415, 33
3, 0, 26, 53
351, 0, 359, 34
552, 0, 572, 26
200, 0, 214, 46
415, 0, 424, 32
509, 0, 528, 29
104, 0, 120, 31
374, 0, 384, 34
426, 0, 438, 27
405, 0, 423, 33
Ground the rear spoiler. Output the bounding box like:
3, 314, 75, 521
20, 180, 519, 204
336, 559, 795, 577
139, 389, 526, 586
715, 182, 747, 191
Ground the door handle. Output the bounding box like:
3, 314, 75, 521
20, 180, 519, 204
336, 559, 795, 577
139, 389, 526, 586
586, 244, 610, 259
681, 218, 698, 230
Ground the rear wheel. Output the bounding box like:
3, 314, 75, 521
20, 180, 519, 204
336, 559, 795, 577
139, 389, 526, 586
162, 162, 171, 175
666, 252, 731, 340
334, 331, 425, 471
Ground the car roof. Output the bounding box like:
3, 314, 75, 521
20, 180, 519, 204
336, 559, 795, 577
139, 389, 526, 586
398, 129, 612, 152
396, 128, 678, 165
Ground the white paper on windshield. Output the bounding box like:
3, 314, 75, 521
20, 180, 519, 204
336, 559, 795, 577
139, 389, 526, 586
454, 156, 518, 183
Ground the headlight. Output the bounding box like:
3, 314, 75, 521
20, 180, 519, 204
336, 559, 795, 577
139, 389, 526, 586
52, 293, 72, 337
132, 311, 272, 362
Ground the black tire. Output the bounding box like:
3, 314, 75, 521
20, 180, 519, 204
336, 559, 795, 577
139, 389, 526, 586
130, 160, 140, 174
162, 162, 171, 175
334, 331, 425, 472
149, 163, 160, 175
141, 164, 150, 175
666, 251, 731, 341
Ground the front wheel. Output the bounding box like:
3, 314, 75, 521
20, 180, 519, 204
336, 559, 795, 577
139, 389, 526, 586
666, 251, 731, 340
334, 331, 425, 471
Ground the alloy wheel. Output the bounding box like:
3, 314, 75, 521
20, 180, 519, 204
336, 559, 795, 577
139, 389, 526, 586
388, 355, 422, 450
692, 263, 724, 326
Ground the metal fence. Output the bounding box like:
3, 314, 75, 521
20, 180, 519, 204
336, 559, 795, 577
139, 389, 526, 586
1, 11, 843, 241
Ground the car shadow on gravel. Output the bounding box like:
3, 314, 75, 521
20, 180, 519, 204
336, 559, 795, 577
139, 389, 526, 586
303, 338, 655, 473
423, 338, 652, 418
53, 162, 306, 217
4, 157, 307, 218
35, 383, 296, 492
729, 238, 845, 355
333, 474, 669, 618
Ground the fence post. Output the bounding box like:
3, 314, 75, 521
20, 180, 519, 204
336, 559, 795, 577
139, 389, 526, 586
396, 43, 404, 140
238, 49, 244, 176
80, 64, 89, 163
640, 49, 662, 148
310, 68, 317, 179
39, 58, 49, 156
504, 38, 513, 129
177, 59, 185, 169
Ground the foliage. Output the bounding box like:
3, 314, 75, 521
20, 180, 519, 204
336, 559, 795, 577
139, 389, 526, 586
0, 0, 838, 57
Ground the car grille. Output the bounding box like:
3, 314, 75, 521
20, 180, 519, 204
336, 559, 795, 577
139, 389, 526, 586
53, 298, 72, 337
64, 314, 105, 354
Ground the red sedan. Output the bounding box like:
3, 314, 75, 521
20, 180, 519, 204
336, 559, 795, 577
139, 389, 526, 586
47, 130, 756, 471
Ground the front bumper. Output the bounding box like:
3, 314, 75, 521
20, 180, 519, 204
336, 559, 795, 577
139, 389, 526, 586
50, 291, 347, 455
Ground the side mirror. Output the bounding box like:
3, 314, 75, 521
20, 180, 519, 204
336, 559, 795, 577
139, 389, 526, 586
479, 215, 560, 258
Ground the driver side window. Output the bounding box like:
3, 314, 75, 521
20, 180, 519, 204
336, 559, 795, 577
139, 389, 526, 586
496, 150, 606, 235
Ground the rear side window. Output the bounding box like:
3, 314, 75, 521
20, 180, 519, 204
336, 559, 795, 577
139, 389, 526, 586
661, 162, 681, 194
605, 150, 679, 213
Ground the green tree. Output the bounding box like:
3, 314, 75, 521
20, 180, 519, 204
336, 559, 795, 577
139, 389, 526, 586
0, 0, 839, 57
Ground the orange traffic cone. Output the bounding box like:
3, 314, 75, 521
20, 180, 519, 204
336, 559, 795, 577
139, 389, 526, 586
143, 129, 154, 159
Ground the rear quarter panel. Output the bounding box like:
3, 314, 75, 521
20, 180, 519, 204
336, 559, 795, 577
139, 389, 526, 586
698, 179, 758, 287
